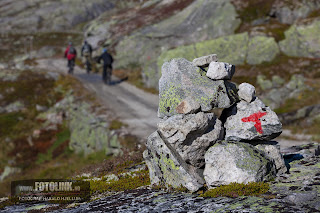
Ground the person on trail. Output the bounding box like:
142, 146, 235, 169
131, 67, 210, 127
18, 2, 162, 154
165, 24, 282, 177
97, 48, 113, 85
64, 41, 77, 74
81, 40, 93, 74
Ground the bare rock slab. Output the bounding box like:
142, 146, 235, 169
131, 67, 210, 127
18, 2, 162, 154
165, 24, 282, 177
158, 112, 223, 168
223, 98, 282, 141
204, 141, 276, 187
192, 54, 218, 67
158, 58, 238, 118
206, 62, 235, 80
143, 131, 204, 192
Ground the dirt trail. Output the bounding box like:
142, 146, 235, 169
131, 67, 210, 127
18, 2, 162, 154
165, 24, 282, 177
35, 58, 317, 149
36, 58, 160, 140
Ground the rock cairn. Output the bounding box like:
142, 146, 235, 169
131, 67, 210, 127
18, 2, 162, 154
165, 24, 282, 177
143, 54, 286, 192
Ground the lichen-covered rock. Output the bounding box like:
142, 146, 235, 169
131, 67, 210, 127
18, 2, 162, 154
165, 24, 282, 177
158, 112, 223, 168
279, 18, 320, 58
204, 141, 276, 187
52, 95, 121, 156
68, 103, 120, 156
223, 98, 282, 141
246, 36, 280, 65
206, 62, 235, 80
192, 54, 218, 67
158, 58, 238, 118
157, 33, 249, 72
238, 83, 256, 103
143, 131, 204, 192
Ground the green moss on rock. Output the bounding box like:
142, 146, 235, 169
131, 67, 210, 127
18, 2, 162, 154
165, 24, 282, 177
279, 19, 320, 58
247, 36, 280, 65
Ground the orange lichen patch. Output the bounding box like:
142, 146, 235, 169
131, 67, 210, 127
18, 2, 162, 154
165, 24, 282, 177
176, 101, 186, 114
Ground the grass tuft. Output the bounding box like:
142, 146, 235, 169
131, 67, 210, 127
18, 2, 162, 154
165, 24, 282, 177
109, 119, 127, 130
200, 182, 270, 198
89, 169, 150, 193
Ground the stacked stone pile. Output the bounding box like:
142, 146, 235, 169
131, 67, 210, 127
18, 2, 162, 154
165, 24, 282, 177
144, 54, 286, 192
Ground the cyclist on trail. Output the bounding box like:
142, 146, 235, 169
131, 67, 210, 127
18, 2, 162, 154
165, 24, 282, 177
81, 40, 93, 74
64, 42, 77, 74
97, 48, 113, 85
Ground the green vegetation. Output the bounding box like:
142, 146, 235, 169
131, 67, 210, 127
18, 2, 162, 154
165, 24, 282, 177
0, 70, 128, 197
0, 112, 24, 136
90, 169, 150, 193
36, 127, 71, 164
109, 119, 128, 130
0, 32, 82, 63
200, 182, 270, 198
231, 0, 290, 42
232, 0, 275, 24
274, 88, 320, 114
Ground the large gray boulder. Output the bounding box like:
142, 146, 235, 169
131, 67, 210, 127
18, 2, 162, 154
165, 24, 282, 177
204, 141, 276, 187
158, 58, 238, 118
223, 98, 282, 141
112, 0, 241, 88
143, 131, 205, 192
158, 112, 223, 168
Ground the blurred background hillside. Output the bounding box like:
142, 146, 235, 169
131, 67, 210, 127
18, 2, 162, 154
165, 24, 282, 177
0, 0, 319, 196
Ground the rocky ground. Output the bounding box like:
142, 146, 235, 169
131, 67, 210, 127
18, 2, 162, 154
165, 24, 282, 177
1, 143, 319, 212
0, 0, 320, 212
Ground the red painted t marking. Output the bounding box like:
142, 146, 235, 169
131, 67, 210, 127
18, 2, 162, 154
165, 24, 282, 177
241, 112, 267, 134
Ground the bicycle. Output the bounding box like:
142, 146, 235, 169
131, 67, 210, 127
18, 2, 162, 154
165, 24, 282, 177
68, 59, 75, 74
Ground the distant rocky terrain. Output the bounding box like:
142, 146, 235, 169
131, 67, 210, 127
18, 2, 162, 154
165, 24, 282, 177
0, 0, 115, 33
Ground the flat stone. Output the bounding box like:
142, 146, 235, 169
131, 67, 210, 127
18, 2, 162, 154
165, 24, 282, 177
204, 141, 276, 187
158, 58, 238, 118
223, 98, 282, 141
238, 83, 256, 103
144, 131, 204, 192
158, 112, 223, 168
206, 62, 235, 80
192, 54, 218, 67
